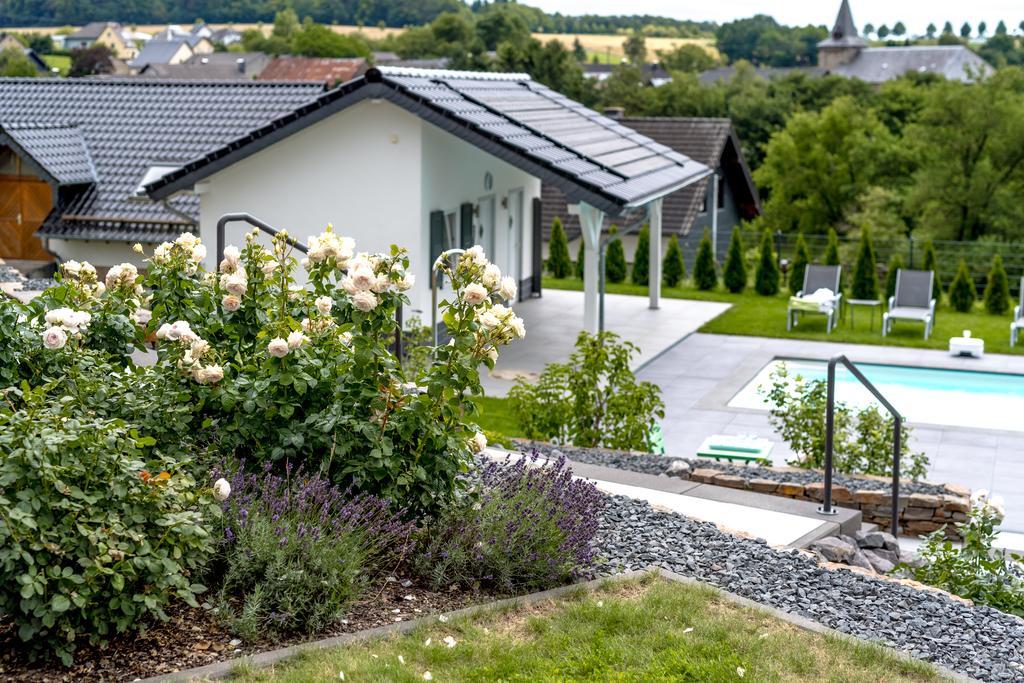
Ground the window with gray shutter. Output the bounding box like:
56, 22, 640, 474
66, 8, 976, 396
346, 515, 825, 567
460, 202, 474, 249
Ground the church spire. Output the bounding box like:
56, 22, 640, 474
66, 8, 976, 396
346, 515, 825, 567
831, 0, 859, 42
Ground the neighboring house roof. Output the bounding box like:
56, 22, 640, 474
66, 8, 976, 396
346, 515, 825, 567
818, 0, 867, 49
832, 46, 991, 83
68, 22, 119, 41
541, 117, 759, 241
210, 28, 242, 44
148, 67, 711, 216
0, 121, 96, 185
372, 56, 451, 70
138, 63, 252, 80
699, 65, 824, 84
0, 78, 324, 243
0, 34, 49, 73
185, 51, 269, 77
131, 40, 191, 68
258, 56, 368, 85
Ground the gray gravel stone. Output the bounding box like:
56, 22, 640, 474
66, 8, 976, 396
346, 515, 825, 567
862, 549, 896, 573
811, 536, 856, 563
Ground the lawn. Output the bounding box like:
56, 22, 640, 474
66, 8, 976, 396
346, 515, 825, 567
42, 54, 69, 75
232, 574, 941, 682
472, 395, 523, 442
544, 277, 1024, 356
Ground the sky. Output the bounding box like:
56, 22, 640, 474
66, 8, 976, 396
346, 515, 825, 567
527, 0, 1024, 35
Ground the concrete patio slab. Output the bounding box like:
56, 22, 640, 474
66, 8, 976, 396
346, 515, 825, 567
481, 290, 729, 396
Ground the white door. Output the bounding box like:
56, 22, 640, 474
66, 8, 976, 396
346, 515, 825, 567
506, 188, 523, 292
477, 195, 495, 259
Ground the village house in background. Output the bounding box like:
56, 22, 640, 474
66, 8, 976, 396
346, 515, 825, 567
542, 116, 759, 266
63, 22, 138, 60
138, 52, 270, 80
257, 56, 368, 86
0, 32, 49, 74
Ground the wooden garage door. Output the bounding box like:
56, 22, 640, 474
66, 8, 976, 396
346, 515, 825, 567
0, 175, 53, 261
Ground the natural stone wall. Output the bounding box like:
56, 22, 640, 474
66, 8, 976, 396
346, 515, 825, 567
685, 468, 969, 539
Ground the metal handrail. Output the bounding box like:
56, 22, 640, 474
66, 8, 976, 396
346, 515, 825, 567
431, 248, 465, 346
216, 212, 309, 261
819, 355, 903, 537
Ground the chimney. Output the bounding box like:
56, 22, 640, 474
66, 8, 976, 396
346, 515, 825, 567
236, 57, 245, 74
603, 107, 625, 120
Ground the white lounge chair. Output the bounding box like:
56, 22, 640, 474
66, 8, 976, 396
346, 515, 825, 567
787, 264, 842, 334
1011, 277, 1024, 347
883, 269, 936, 340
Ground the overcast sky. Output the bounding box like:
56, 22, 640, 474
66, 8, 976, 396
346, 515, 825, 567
528, 1, 1024, 35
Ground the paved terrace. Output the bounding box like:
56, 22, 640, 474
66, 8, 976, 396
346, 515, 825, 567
637, 333, 1024, 533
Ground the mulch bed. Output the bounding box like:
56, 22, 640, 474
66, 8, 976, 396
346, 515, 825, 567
0, 576, 495, 682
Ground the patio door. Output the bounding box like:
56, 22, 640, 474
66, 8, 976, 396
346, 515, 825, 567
505, 188, 523, 294
476, 195, 495, 260
0, 174, 53, 261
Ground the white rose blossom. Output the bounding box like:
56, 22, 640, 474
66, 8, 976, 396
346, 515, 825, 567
287, 330, 309, 349
220, 271, 248, 297
482, 263, 501, 289
42, 326, 67, 350
191, 243, 207, 263
315, 296, 333, 315
397, 272, 415, 291
221, 294, 242, 312
469, 431, 487, 454
212, 478, 231, 501
131, 308, 152, 326
462, 283, 488, 306
352, 290, 379, 312
155, 323, 173, 340
465, 245, 487, 265
197, 364, 224, 385
219, 245, 241, 273
267, 337, 290, 358
499, 276, 517, 301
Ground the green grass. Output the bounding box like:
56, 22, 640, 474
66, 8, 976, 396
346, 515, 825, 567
232, 575, 941, 682
471, 396, 522, 442
544, 276, 1024, 356
42, 54, 69, 75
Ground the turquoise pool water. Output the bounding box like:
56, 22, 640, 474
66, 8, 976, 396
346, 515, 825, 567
729, 358, 1024, 432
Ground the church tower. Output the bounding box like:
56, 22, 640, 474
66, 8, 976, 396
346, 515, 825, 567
817, 0, 867, 69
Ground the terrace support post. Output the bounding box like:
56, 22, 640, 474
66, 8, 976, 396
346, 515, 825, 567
711, 173, 720, 258
819, 358, 838, 516
648, 198, 663, 310
579, 202, 605, 334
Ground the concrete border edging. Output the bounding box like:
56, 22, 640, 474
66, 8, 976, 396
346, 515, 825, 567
142, 567, 974, 683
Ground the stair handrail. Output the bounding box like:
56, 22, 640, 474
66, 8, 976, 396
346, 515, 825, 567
819, 355, 903, 537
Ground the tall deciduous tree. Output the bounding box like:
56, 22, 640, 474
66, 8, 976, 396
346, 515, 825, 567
622, 31, 647, 64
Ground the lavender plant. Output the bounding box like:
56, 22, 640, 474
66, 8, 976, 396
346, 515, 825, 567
416, 454, 604, 593
209, 462, 414, 639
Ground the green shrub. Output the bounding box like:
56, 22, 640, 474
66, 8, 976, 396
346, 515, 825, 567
575, 239, 585, 279
884, 253, 904, 301
922, 240, 942, 302
824, 228, 843, 290
693, 228, 718, 291
908, 493, 1023, 617
754, 228, 780, 296
949, 258, 976, 313
0, 401, 214, 665
416, 454, 603, 593
850, 228, 879, 301
605, 227, 627, 283
984, 253, 1011, 315
663, 234, 685, 287
508, 331, 664, 451
632, 224, 650, 286
723, 229, 747, 293
789, 232, 811, 295
547, 218, 572, 279
761, 364, 928, 480
211, 464, 413, 639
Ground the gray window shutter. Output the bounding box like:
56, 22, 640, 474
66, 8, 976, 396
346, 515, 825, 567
430, 210, 446, 287
531, 196, 542, 299
460, 202, 474, 249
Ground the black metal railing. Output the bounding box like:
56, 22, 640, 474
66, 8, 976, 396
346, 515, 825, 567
214, 212, 401, 358
819, 355, 903, 537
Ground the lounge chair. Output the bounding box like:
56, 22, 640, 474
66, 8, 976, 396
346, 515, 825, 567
697, 435, 773, 465
1011, 278, 1024, 347
787, 264, 842, 334
883, 269, 936, 340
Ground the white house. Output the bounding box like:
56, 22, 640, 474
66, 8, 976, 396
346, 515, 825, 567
1, 68, 710, 332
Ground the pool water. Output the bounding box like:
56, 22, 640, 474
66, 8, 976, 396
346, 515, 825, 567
729, 358, 1024, 432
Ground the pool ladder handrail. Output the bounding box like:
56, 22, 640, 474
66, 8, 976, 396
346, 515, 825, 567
818, 355, 903, 538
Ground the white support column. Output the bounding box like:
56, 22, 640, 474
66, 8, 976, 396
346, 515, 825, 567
648, 198, 663, 310
578, 202, 605, 334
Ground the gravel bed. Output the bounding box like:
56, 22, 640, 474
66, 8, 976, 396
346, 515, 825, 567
0, 265, 23, 283
591, 494, 1024, 682
0, 265, 52, 291
519, 441, 951, 497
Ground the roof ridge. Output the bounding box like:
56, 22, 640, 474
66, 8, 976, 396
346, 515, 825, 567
0, 77, 320, 88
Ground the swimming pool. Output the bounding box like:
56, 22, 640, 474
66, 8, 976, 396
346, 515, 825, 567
729, 358, 1024, 432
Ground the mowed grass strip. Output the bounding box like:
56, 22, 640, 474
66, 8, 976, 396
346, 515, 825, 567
232, 575, 942, 682
544, 277, 1024, 356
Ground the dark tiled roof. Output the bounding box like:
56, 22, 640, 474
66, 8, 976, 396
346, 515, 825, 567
833, 46, 991, 83
542, 117, 759, 242
258, 56, 368, 84
0, 78, 324, 242
69, 22, 117, 40
131, 40, 191, 68
698, 65, 824, 85
185, 51, 270, 77
0, 121, 96, 185
139, 63, 251, 80
150, 67, 710, 215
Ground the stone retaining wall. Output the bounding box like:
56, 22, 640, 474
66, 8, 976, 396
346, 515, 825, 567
684, 468, 970, 538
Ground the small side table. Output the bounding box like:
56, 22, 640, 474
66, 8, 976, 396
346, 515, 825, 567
847, 299, 882, 330
950, 336, 984, 358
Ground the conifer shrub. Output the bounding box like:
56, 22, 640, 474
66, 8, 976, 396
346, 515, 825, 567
693, 228, 717, 291
723, 229, 747, 293
605, 227, 627, 284
663, 234, 685, 288
547, 218, 572, 279
575, 239, 585, 279
885, 253, 904, 301
824, 228, 843, 291
851, 228, 879, 301
922, 240, 942, 302
984, 253, 1011, 315
754, 228, 780, 296
632, 225, 650, 285
789, 232, 811, 295
949, 258, 976, 313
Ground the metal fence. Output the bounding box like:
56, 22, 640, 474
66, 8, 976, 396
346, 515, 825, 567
772, 233, 1024, 294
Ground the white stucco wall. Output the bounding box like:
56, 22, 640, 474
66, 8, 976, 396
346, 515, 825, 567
46, 238, 143, 269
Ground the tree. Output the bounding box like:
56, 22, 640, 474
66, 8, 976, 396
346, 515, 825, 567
824, 228, 841, 267
960, 22, 972, 39
885, 253, 904, 301
978, 21, 988, 37
893, 22, 907, 37
948, 259, 976, 312
863, 23, 875, 38
984, 253, 1011, 314
877, 24, 890, 40
723, 229, 747, 293
851, 228, 879, 300
754, 228, 780, 295
663, 235, 685, 287
922, 240, 942, 302
0, 47, 37, 77
938, 32, 963, 45
789, 232, 811, 295
943, 21, 955, 35
714, 15, 825, 67
572, 36, 586, 62
693, 228, 718, 290
575, 240, 585, 279
658, 43, 717, 73
547, 218, 572, 279
273, 8, 300, 40
632, 225, 650, 286
926, 23, 937, 39
605, 229, 627, 284
996, 20, 1008, 36
623, 31, 647, 64
477, 4, 532, 51
292, 22, 371, 58
69, 45, 113, 77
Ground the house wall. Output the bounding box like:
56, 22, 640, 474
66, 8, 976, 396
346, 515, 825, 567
46, 239, 146, 269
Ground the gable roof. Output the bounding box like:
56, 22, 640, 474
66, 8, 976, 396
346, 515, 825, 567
68, 22, 119, 41
819, 0, 866, 49
148, 66, 711, 215
541, 117, 759, 241
185, 51, 270, 77
138, 62, 252, 80
0, 78, 324, 243
258, 56, 368, 85
131, 39, 191, 68
832, 46, 991, 83
0, 121, 96, 185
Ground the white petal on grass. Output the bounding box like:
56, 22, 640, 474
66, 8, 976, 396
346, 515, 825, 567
338, 672, 345, 680
423, 673, 433, 681
682, 627, 694, 634
759, 632, 770, 639
443, 635, 457, 648
596, 600, 603, 607
438, 615, 449, 623
424, 638, 432, 646
737, 666, 746, 678
398, 655, 405, 665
